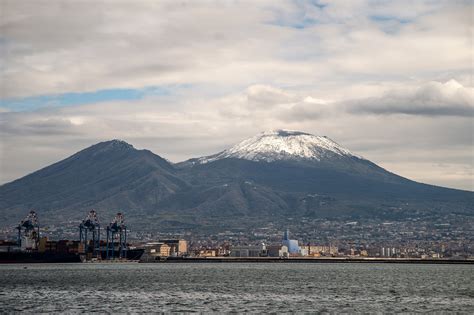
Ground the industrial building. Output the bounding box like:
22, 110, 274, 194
282, 229, 300, 254
299, 245, 338, 256
141, 239, 189, 261
230, 244, 266, 257
143, 242, 171, 258
266, 244, 289, 257
157, 239, 188, 256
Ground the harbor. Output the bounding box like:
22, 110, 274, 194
1, 209, 472, 265
0, 210, 184, 263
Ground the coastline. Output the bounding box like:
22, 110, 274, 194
2, 253, 472, 265
145, 256, 474, 264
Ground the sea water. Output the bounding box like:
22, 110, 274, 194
0, 263, 473, 312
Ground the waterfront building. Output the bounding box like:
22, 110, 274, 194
144, 242, 171, 257
158, 239, 188, 256
300, 245, 338, 256
267, 245, 289, 257
282, 229, 300, 254
197, 249, 218, 257
230, 244, 266, 257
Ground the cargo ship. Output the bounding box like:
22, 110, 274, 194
0, 210, 147, 263
81, 248, 145, 262
0, 239, 80, 263
0, 240, 144, 263
0, 250, 81, 263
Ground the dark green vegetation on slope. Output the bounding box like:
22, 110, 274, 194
0, 140, 472, 230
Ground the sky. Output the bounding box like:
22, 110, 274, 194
0, 0, 473, 190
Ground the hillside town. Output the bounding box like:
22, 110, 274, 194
1, 210, 472, 261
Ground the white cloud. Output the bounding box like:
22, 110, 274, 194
0, 1, 472, 191
347, 80, 474, 116
1, 79, 473, 190
0, 1, 471, 98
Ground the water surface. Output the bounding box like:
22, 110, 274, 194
0, 263, 473, 312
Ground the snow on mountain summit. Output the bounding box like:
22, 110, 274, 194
199, 129, 363, 164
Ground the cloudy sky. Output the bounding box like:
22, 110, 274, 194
0, 0, 472, 190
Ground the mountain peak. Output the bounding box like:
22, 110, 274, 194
198, 130, 362, 164
98, 139, 134, 150
76, 139, 135, 158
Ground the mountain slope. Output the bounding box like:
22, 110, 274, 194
0, 140, 188, 223
176, 157, 472, 218
0, 132, 472, 230
175, 130, 473, 221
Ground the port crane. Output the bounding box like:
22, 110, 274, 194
17, 210, 40, 251
106, 212, 127, 259
79, 210, 101, 256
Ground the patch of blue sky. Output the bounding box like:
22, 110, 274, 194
267, 14, 318, 29
307, 0, 326, 10
0, 86, 172, 112
370, 15, 412, 24
369, 15, 413, 34
265, 0, 326, 29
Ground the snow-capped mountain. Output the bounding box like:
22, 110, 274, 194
197, 129, 363, 164
1, 137, 472, 230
